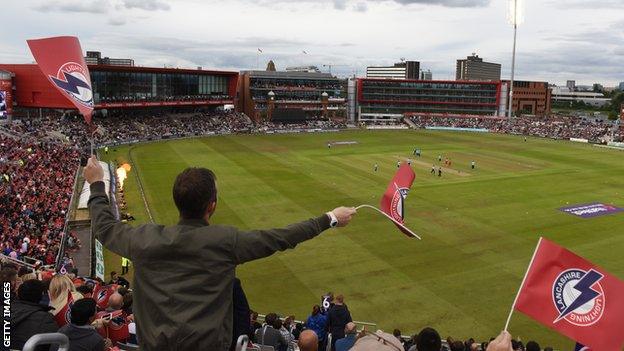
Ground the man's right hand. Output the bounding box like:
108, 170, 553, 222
486, 331, 513, 351
331, 207, 356, 227
83, 155, 104, 184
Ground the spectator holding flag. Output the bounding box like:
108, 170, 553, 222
84, 156, 356, 351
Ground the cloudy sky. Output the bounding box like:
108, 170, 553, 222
2, 0, 623, 86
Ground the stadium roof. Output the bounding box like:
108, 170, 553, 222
243, 70, 337, 80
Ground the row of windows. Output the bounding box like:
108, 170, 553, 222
90, 71, 229, 100
362, 91, 497, 100
362, 81, 498, 91
361, 105, 496, 114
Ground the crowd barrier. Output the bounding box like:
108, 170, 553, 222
424, 126, 490, 133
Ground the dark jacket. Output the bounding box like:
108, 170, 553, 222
327, 304, 352, 347
230, 278, 251, 351
254, 325, 287, 350
10, 300, 58, 350
88, 181, 331, 351
54, 324, 105, 351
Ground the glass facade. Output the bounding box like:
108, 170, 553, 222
359, 79, 499, 115
250, 78, 343, 102
90, 70, 230, 103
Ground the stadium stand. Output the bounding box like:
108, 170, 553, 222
2, 111, 621, 350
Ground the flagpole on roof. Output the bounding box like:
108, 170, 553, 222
503, 237, 543, 331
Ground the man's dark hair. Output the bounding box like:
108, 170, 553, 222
76, 285, 93, 296
450, 341, 465, 351
17, 280, 46, 303
543, 347, 553, 351
70, 298, 97, 326
393, 329, 401, 339
526, 341, 540, 351
416, 327, 441, 351
18, 266, 31, 276
110, 271, 117, 277
265, 313, 278, 326
173, 168, 217, 219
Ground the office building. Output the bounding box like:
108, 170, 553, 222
366, 61, 420, 80
456, 54, 501, 81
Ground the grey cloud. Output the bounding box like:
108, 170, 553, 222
108, 18, 127, 26
33, 0, 110, 14
122, 0, 171, 11
333, 0, 347, 9
384, 0, 490, 7
353, 2, 368, 11
240, 0, 490, 9
546, 0, 624, 9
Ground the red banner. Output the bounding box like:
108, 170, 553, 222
380, 164, 416, 237
27, 36, 93, 123
514, 238, 624, 351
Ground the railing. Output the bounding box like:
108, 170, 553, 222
23, 333, 69, 351
54, 167, 82, 271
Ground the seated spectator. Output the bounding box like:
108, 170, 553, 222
10, 279, 58, 350
350, 329, 404, 351
108, 271, 130, 288
305, 305, 327, 349
451, 340, 466, 351
335, 322, 357, 351
76, 284, 93, 299
298, 330, 318, 351
416, 327, 441, 351
526, 341, 540, 351
54, 298, 112, 351
106, 292, 124, 312
255, 313, 287, 350
49, 274, 83, 322
275, 317, 294, 351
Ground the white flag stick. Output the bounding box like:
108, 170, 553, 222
355, 204, 421, 240
503, 237, 543, 331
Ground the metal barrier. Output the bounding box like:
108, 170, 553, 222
235, 335, 249, 351
54, 167, 81, 271
23, 333, 69, 351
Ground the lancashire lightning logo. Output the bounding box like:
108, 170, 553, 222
97, 288, 108, 304
552, 268, 605, 326
390, 183, 409, 223
49, 62, 93, 107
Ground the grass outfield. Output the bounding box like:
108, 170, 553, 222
100, 130, 624, 348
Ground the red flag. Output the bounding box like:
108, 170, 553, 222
93, 284, 118, 310
26, 36, 94, 124
53, 290, 74, 327
380, 164, 417, 238
514, 238, 624, 351
95, 310, 129, 343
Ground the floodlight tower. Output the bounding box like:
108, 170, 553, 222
507, 0, 524, 118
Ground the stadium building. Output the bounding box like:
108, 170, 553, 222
502, 80, 552, 116
0, 63, 238, 117
237, 70, 346, 122
353, 78, 501, 122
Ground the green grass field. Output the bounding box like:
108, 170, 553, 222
101, 130, 624, 349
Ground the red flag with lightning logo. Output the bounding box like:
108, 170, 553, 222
380, 164, 417, 238
514, 238, 624, 351
53, 290, 74, 327
26, 36, 94, 124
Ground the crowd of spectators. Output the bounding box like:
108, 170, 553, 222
1, 262, 137, 350
98, 94, 232, 104
409, 115, 621, 143
242, 293, 551, 351
0, 134, 81, 266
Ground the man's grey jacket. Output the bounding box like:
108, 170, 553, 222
88, 181, 331, 350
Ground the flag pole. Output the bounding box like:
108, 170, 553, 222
503, 237, 543, 331
355, 204, 421, 240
